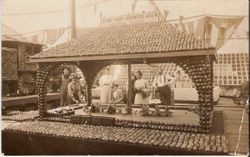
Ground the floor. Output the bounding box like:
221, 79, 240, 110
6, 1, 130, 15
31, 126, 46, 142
215, 97, 249, 155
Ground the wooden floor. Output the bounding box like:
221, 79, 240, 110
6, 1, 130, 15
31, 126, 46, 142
215, 97, 249, 154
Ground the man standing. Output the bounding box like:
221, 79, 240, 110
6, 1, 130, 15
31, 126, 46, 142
60, 67, 71, 106
99, 68, 113, 103
153, 69, 174, 107
68, 73, 83, 104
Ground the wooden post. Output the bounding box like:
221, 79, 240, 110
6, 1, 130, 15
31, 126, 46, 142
70, 0, 76, 39
127, 63, 132, 114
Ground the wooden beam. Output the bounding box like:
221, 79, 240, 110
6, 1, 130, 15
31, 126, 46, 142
30, 49, 216, 63
127, 63, 132, 114
2, 93, 60, 107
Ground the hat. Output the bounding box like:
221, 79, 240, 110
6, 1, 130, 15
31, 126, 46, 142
62, 66, 71, 71
71, 73, 78, 79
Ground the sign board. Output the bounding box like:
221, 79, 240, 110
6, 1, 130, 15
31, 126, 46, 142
100, 11, 164, 27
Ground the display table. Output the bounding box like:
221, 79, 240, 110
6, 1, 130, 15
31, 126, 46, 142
2, 121, 228, 155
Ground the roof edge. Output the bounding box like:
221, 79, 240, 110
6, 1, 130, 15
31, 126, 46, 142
2, 38, 44, 46
2, 47, 18, 51
30, 49, 216, 63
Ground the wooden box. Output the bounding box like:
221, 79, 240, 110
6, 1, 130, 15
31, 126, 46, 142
70, 115, 81, 124
91, 116, 102, 125
101, 117, 115, 126
80, 115, 92, 124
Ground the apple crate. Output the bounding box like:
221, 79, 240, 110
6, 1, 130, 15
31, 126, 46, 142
101, 117, 115, 126
91, 116, 102, 125
80, 115, 92, 124
70, 115, 81, 124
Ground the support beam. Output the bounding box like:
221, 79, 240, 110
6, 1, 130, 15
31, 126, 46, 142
79, 62, 111, 106
127, 63, 132, 114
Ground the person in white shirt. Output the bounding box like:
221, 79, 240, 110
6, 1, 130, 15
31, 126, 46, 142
134, 71, 150, 104
99, 68, 113, 103
153, 68, 173, 106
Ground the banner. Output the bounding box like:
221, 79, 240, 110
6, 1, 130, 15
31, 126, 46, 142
187, 21, 195, 34
195, 17, 207, 39
210, 16, 243, 48
179, 16, 186, 32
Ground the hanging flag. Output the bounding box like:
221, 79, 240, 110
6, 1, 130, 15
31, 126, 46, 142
193, 18, 199, 34
131, 0, 138, 14
42, 30, 47, 45
36, 30, 44, 44
184, 22, 190, 34
187, 21, 195, 34
44, 28, 71, 51
131, 3, 135, 14
210, 16, 243, 49
210, 24, 219, 47
56, 28, 65, 41
179, 16, 186, 32
195, 17, 206, 39
99, 12, 103, 26
174, 23, 180, 31
204, 17, 212, 41
163, 10, 169, 20
31, 34, 38, 43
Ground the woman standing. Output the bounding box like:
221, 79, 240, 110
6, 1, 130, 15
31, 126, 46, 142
134, 71, 150, 104
99, 68, 113, 103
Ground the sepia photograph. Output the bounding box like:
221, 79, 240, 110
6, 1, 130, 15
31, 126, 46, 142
1, 0, 249, 155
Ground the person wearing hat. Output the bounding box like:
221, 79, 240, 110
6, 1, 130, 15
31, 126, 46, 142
60, 67, 71, 106
99, 68, 113, 103
111, 82, 124, 104
68, 73, 83, 104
